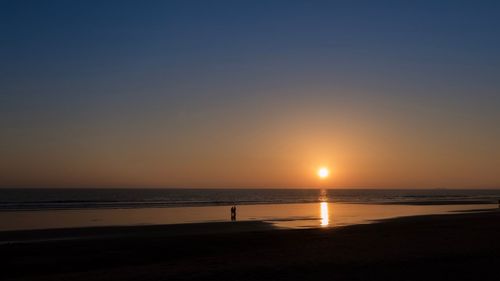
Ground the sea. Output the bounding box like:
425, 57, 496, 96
1, 188, 499, 211
0, 188, 499, 232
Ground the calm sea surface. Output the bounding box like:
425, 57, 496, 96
0, 189, 498, 231
1, 188, 499, 211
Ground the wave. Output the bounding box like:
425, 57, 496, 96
0, 198, 497, 212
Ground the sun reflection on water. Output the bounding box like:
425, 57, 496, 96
320, 202, 329, 227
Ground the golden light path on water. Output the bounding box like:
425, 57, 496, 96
320, 201, 329, 226
0, 203, 498, 231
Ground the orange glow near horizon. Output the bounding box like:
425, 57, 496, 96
1, 103, 499, 189
2, 2, 500, 191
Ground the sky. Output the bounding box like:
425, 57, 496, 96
1, 0, 499, 188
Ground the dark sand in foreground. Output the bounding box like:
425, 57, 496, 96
2, 210, 500, 281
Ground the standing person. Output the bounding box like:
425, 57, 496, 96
230, 206, 235, 221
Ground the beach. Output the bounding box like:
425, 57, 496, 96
2, 209, 499, 281
4, 1, 500, 280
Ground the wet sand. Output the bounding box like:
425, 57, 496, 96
2, 202, 495, 231
2, 209, 500, 280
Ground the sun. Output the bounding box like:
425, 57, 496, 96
317, 167, 329, 179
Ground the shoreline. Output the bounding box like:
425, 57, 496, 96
3, 201, 496, 232
1, 207, 497, 244
2, 209, 500, 280
0, 220, 276, 244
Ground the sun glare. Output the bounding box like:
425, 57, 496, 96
320, 202, 329, 226
317, 167, 329, 179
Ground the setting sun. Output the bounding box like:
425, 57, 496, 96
317, 167, 330, 179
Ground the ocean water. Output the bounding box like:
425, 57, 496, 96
1, 188, 499, 211
1, 189, 498, 232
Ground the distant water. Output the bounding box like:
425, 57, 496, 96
1, 188, 499, 211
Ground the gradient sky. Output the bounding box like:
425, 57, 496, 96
1, 0, 499, 188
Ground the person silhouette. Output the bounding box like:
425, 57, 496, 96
230, 205, 237, 221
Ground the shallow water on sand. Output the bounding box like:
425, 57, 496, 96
0, 202, 496, 231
